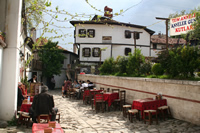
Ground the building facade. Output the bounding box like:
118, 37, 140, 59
54, 48, 79, 88
150, 34, 186, 57
70, 15, 155, 66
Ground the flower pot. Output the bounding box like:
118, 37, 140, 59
0, 35, 5, 42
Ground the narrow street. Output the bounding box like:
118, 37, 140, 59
2, 89, 200, 133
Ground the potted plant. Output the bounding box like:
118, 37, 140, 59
0, 31, 6, 42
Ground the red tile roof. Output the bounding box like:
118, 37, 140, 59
151, 34, 186, 45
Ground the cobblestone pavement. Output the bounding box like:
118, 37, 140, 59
2, 89, 200, 133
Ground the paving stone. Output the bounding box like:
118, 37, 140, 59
159, 129, 171, 133
135, 130, 149, 133
0, 129, 7, 133
0, 121, 8, 128
148, 128, 158, 132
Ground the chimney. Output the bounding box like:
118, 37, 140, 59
30, 28, 36, 42
158, 32, 161, 38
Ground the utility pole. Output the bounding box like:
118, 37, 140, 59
156, 17, 170, 50
130, 31, 142, 53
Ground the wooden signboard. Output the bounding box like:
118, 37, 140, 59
30, 83, 41, 96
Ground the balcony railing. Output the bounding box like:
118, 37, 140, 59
32, 59, 42, 70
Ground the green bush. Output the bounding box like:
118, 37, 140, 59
152, 63, 164, 76
158, 46, 200, 78
116, 56, 128, 74
99, 57, 116, 75
197, 72, 200, 77
126, 49, 145, 76
139, 61, 152, 76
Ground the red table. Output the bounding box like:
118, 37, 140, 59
132, 98, 167, 119
32, 123, 64, 133
20, 102, 32, 112
94, 92, 119, 107
83, 89, 102, 100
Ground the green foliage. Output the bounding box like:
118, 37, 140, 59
24, 0, 47, 29
126, 49, 145, 76
146, 75, 157, 78
139, 61, 152, 76
21, 76, 30, 88
158, 46, 200, 78
99, 57, 116, 75
99, 46, 200, 81
197, 72, 200, 77
116, 56, 128, 74
38, 40, 65, 77
151, 63, 164, 76
7, 116, 17, 126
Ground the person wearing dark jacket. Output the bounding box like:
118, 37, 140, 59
28, 75, 37, 83
87, 80, 94, 89
17, 82, 25, 111
29, 85, 58, 123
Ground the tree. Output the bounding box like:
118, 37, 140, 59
23, 0, 142, 44
38, 40, 65, 77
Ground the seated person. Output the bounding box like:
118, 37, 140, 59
79, 81, 88, 90
29, 85, 58, 123
77, 81, 86, 99
72, 80, 80, 92
87, 80, 94, 89
64, 79, 72, 97
21, 84, 27, 96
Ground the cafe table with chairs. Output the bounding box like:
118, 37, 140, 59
93, 91, 119, 112
131, 97, 167, 125
32, 122, 64, 133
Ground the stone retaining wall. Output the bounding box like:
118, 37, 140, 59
78, 74, 200, 125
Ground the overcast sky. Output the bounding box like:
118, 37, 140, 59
38, 0, 200, 51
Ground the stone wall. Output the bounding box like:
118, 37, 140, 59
78, 74, 200, 125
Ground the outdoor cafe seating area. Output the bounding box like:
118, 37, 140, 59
80, 85, 172, 125
18, 83, 62, 132
17, 81, 172, 132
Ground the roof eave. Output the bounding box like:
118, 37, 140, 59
70, 21, 155, 35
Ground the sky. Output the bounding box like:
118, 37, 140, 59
37, 0, 200, 52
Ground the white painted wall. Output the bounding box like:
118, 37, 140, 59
112, 45, 150, 58
150, 44, 165, 57
75, 24, 151, 62
0, 46, 3, 89
0, 0, 22, 120
54, 70, 67, 88
63, 53, 70, 69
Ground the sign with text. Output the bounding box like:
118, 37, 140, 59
170, 13, 196, 36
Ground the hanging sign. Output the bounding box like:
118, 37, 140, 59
170, 13, 196, 36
